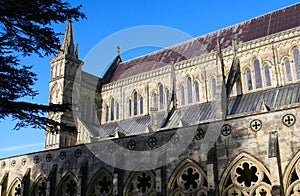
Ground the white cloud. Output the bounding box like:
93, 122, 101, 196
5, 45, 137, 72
0, 143, 44, 152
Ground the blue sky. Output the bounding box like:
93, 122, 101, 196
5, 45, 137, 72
0, 0, 298, 158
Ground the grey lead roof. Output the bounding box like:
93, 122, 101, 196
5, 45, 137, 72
98, 83, 300, 138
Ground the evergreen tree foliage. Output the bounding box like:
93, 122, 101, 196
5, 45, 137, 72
0, 0, 85, 130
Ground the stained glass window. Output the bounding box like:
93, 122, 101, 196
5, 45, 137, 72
285, 59, 293, 82
246, 68, 253, 91
105, 105, 109, 122
159, 84, 164, 109
195, 81, 200, 102
140, 96, 143, 114
254, 59, 262, 89
110, 97, 114, 121
187, 77, 193, 104
133, 91, 138, 116
181, 85, 185, 106
211, 78, 216, 99
263, 65, 271, 87
116, 102, 119, 120
128, 99, 132, 117
153, 93, 157, 108
293, 48, 300, 80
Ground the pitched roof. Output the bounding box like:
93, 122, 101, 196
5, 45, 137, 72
110, 3, 300, 82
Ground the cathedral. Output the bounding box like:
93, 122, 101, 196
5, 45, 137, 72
1, 3, 300, 196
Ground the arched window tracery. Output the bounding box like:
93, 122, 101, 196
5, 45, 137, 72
110, 97, 114, 121
133, 91, 138, 116
211, 77, 216, 99
168, 159, 208, 195
55, 173, 78, 196
220, 153, 272, 196
124, 171, 156, 195
87, 169, 113, 196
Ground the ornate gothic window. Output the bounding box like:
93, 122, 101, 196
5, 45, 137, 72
282, 151, 300, 196
159, 84, 164, 109
211, 77, 216, 99
220, 153, 272, 196
284, 59, 293, 82
245, 68, 253, 91
55, 173, 78, 196
8, 178, 21, 196
293, 48, 300, 80
263, 64, 271, 87
168, 159, 208, 195
116, 102, 119, 120
31, 176, 47, 196
140, 96, 143, 114
87, 169, 113, 196
110, 97, 114, 121
187, 77, 193, 104
180, 85, 185, 106
128, 99, 132, 117
105, 105, 109, 122
133, 91, 138, 116
195, 81, 200, 102
153, 92, 158, 108
124, 171, 156, 195
254, 59, 262, 89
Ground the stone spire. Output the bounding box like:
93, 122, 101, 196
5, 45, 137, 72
60, 19, 75, 56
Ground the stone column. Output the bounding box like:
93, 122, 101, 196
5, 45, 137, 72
268, 131, 281, 196
207, 146, 218, 196
155, 168, 162, 195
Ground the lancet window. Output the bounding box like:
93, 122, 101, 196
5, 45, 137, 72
263, 64, 271, 87
293, 48, 300, 80
159, 84, 164, 109
187, 77, 193, 104
284, 59, 293, 82
254, 59, 262, 89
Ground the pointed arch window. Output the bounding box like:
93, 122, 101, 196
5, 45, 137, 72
187, 77, 193, 104
105, 105, 109, 122
284, 59, 293, 82
116, 102, 119, 120
195, 81, 200, 102
254, 59, 262, 89
110, 97, 114, 121
140, 96, 143, 114
180, 85, 185, 106
293, 48, 300, 80
263, 64, 271, 87
133, 91, 138, 116
166, 89, 170, 105
153, 93, 157, 108
246, 68, 253, 91
128, 99, 132, 117
211, 78, 216, 99
87, 170, 113, 195
159, 84, 164, 109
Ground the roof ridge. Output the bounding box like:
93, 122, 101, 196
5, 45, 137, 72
119, 3, 299, 65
